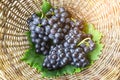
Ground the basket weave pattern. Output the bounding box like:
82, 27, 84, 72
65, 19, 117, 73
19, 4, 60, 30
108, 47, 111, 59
0, 0, 120, 80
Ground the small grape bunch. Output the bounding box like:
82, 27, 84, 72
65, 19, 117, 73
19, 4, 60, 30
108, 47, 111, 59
43, 44, 72, 70
27, 14, 50, 55
46, 7, 71, 44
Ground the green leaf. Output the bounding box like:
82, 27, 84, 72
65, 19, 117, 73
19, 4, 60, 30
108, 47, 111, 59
41, 0, 52, 14
21, 23, 103, 78
84, 23, 103, 61
88, 42, 103, 61
36, 12, 42, 18
84, 23, 102, 41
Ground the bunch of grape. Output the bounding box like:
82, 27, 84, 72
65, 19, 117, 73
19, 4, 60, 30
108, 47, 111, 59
27, 7, 95, 70
64, 26, 95, 67
27, 14, 50, 55
46, 7, 71, 44
43, 44, 72, 70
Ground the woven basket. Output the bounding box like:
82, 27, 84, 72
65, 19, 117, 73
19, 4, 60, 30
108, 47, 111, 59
0, 0, 120, 80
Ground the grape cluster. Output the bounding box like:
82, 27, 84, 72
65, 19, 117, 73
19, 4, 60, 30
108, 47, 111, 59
43, 44, 71, 70
27, 14, 50, 55
27, 7, 95, 70
46, 7, 71, 44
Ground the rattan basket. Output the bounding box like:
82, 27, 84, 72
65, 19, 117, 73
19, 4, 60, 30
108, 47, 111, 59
0, 0, 120, 80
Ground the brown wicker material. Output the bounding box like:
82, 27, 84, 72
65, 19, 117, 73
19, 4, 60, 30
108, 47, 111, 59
0, 0, 120, 80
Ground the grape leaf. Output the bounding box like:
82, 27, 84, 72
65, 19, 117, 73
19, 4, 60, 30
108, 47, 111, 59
84, 23, 103, 61
21, 23, 103, 77
36, 12, 42, 18
84, 23, 102, 41
41, 0, 52, 14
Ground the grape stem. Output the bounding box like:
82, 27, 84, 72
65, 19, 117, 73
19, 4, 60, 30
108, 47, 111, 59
77, 38, 91, 46
71, 18, 76, 22
41, 13, 44, 19
38, 24, 42, 27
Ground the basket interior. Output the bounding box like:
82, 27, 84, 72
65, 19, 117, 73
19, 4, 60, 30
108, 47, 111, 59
0, 0, 120, 80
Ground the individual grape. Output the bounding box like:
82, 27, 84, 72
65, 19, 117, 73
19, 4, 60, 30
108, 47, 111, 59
41, 42, 46, 46
41, 47, 45, 51
43, 36, 49, 41
53, 23, 59, 29
64, 42, 69, 47
65, 18, 71, 23
35, 38, 41, 44
50, 28, 57, 35
48, 34, 54, 39
31, 38, 35, 43
30, 25, 36, 31
41, 18, 48, 26
52, 16, 58, 21
30, 31, 37, 38
60, 17, 65, 23
27, 18, 32, 24
35, 27, 41, 33
54, 9, 59, 13
45, 25, 51, 34
59, 7, 65, 13
65, 25, 70, 30
50, 8, 54, 12
55, 13, 60, 18
31, 13, 37, 18
61, 11, 69, 18
57, 28, 62, 33
48, 18, 55, 25
36, 49, 41, 53
55, 33, 61, 38
38, 34, 43, 38
32, 17, 40, 25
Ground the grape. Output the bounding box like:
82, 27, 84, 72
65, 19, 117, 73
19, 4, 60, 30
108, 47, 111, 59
32, 17, 40, 25
41, 18, 48, 26
59, 7, 65, 13
32, 13, 37, 18
61, 11, 69, 18
35, 27, 41, 33
53, 23, 59, 29
55, 33, 61, 38
27, 18, 32, 24
43, 36, 49, 41
30, 31, 37, 38
52, 16, 58, 21
35, 44, 40, 48
60, 17, 65, 23
66, 18, 70, 23
30, 25, 36, 31
48, 19, 55, 25
35, 38, 41, 44
54, 9, 59, 13
55, 13, 60, 18
50, 28, 57, 35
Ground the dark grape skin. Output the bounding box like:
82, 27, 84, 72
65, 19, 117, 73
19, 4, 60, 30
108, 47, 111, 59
41, 18, 48, 26
59, 7, 65, 13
